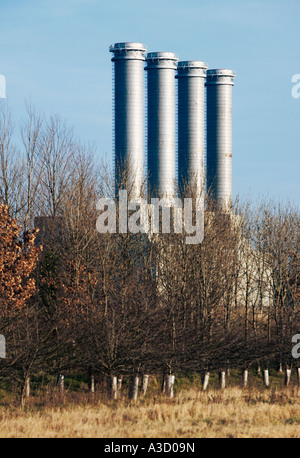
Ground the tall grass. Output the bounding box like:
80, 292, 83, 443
0, 386, 300, 438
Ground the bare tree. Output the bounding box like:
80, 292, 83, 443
0, 103, 23, 215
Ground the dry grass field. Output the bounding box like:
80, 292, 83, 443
0, 386, 300, 438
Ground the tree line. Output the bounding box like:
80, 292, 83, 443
0, 102, 299, 403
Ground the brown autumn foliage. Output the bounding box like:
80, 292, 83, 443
0, 204, 42, 320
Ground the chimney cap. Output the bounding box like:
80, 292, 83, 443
109, 42, 147, 52
146, 52, 178, 61
177, 60, 208, 69
206, 69, 236, 77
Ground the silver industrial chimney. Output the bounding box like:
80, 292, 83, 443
145, 52, 178, 199
206, 69, 236, 208
176, 61, 208, 197
109, 42, 146, 197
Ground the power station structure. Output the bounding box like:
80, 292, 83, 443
110, 42, 236, 206
145, 52, 178, 199
109, 42, 146, 197
176, 60, 208, 197
206, 69, 236, 207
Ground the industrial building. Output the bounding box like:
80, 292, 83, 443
109, 42, 146, 198
176, 60, 208, 197
206, 69, 236, 207
109, 42, 235, 206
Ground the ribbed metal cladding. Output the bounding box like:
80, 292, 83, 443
109, 42, 146, 197
145, 52, 178, 199
176, 61, 208, 197
206, 69, 236, 208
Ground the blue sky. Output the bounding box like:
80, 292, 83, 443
0, 0, 299, 205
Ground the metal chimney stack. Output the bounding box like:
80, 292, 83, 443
145, 52, 178, 199
110, 42, 146, 197
176, 61, 208, 197
206, 69, 236, 208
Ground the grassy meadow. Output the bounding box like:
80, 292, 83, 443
0, 369, 300, 438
